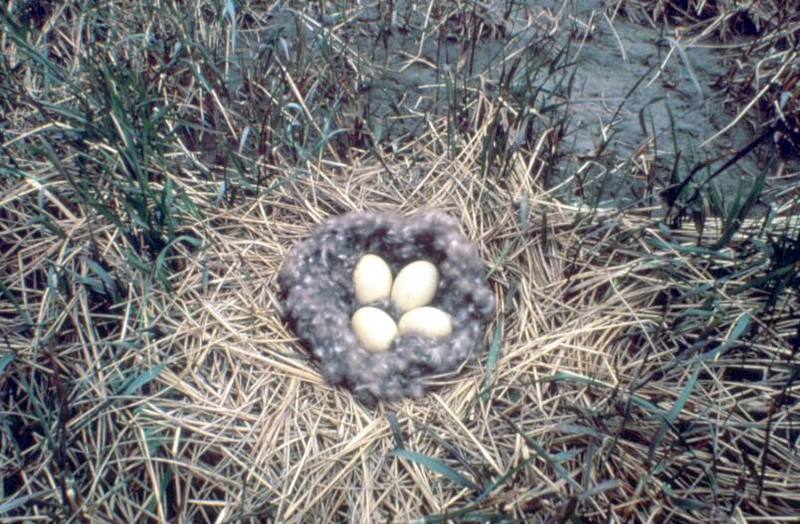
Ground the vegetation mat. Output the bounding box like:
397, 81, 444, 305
2, 0, 798, 522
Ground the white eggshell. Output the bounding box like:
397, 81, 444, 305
398, 307, 453, 339
391, 260, 439, 312
353, 254, 393, 304
351, 307, 398, 353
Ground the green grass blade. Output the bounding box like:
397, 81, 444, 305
86, 259, 119, 299
119, 362, 167, 396
0, 490, 50, 514
0, 280, 33, 330
0, 353, 14, 374
387, 412, 405, 450
647, 365, 700, 463
391, 449, 479, 491
475, 458, 534, 504
578, 479, 621, 502
712, 167, 768, 250
481, 320, 504, 403
691, 313, 751, 363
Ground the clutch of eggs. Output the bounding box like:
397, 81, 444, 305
351, 255, 452, 352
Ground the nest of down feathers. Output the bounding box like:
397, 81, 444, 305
278, 211, 495, 404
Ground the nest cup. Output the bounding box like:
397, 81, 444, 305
279, 211, 495, 404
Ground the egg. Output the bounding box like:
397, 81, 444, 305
398, 307, 453, 338
351, 307, 398, 353
391, 260, 439, 312
353, 254, 393, 304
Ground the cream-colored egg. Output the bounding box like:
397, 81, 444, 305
351, 307, 398, 353
398, 306, 452, 339
391, 260, 439, 312
353, 254, 393, 304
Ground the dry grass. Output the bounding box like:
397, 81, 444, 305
1, 1, 799, 522
3, 118, 799, 521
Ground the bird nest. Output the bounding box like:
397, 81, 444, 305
279, 211, 495, 404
